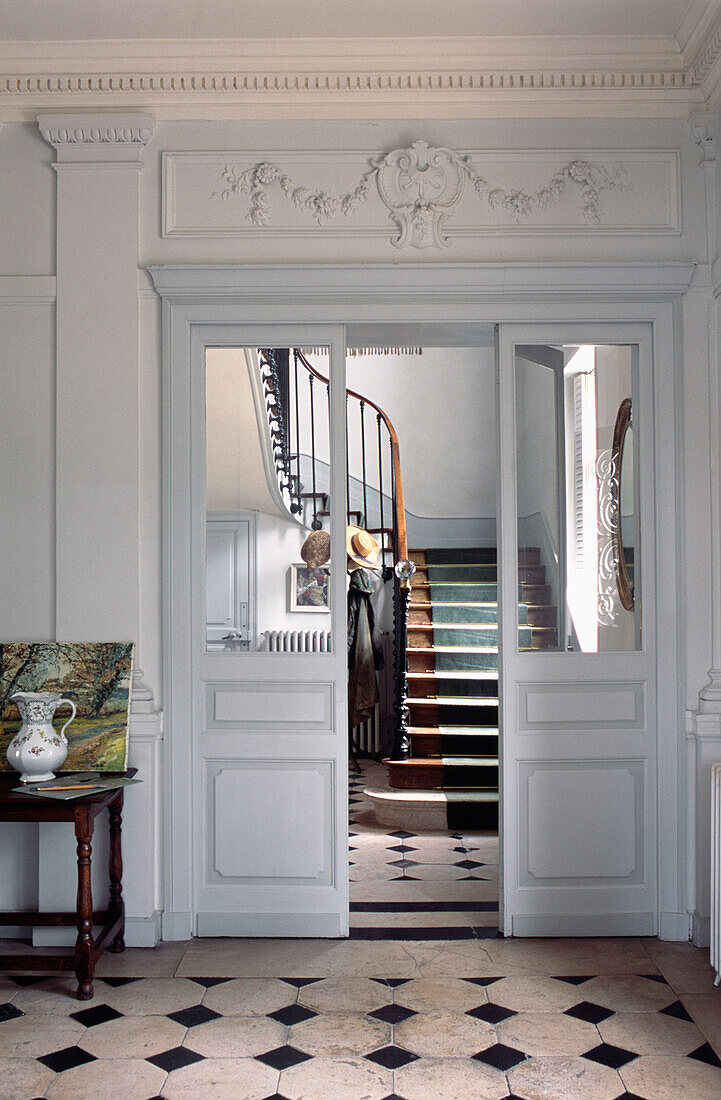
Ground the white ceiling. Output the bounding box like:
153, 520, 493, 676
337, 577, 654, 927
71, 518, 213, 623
0, 0, 709, 43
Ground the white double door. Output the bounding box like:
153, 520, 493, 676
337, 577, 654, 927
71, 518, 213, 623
186, 324, 349, 937
179, 318, 663, 938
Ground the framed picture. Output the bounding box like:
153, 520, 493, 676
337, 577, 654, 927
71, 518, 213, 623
0, 642, 134, 772
290, 563, 331, 612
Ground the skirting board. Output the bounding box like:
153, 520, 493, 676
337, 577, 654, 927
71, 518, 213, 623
692, 911, 711, 948
32, 911, 163, 949
126, 911, 162, 948
196, 912, 346, 938
659, 910, 691, 942
162, 909, 193, 941
510, 912, 656, 937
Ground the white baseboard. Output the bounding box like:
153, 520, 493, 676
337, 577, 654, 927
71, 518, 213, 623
692, 910, 711, 948
126, 911, 162, 948
162, 909, 193, 941
196, 911, 345, 937
511, 912, 656, 937
659, 910, 691, 942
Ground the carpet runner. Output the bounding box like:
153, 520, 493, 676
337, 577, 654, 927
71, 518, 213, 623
384, 546, 557, 829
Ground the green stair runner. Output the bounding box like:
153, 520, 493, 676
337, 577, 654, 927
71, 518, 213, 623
388, 545, 555, 829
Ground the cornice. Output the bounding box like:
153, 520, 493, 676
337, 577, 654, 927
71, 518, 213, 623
0, 27, 719, 120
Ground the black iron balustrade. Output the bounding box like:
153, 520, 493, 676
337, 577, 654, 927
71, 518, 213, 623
257, 347, 412, 762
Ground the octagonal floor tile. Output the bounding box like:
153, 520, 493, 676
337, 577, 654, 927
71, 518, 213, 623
45, 1057, 166, 1100
279, 1055, 392, 1099
496, 1010, 600, 1057
508, 1055, 624, 1100
620, 1054, 721, 1100
394, 1009, 495, 1058
579, 976, 674, 1013
289, 1011, 390, 1056
489, 977, 581, 1014
394, 1056, 508, 1100
297, 977, 389, 1014
183, 1015, 286, 1058
79, 1014, 187, 1059
161, 1056, 278, 1099
102, 979, 204, 1017
0, 1014, 84, 1059
0, 1055, 54, 1100
203, 978, 298, 1017
394, 977, 490, 1013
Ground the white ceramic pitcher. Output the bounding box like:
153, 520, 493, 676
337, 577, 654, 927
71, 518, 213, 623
6, 691, 77, 783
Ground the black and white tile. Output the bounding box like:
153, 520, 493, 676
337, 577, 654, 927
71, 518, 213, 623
349, 760, 499, 939
2, 969, 720, 1098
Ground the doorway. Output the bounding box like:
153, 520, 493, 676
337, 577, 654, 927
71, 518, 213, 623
153, 262, 683, 942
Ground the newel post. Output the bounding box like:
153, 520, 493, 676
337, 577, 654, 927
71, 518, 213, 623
390, 558, 416, 761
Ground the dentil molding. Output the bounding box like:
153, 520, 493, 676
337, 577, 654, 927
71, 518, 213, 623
1, 29, 720, 120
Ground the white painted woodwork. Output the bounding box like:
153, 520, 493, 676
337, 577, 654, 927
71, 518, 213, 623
205, 516, 252, 648
151, 263, 687, 939
498, 321, 662, 937
158, 306, 348, 939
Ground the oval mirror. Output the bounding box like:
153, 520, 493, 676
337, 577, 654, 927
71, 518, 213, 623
612, 397, 634, 610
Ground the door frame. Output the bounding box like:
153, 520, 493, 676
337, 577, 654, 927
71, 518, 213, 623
150, 261, 692, 941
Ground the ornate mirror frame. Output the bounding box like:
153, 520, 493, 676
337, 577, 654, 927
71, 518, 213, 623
611, 396, 634, 610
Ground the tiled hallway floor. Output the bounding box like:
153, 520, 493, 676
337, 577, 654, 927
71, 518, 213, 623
349, 760, 499, 938
1, 769, 720, 1099
1, 939, 720, 1098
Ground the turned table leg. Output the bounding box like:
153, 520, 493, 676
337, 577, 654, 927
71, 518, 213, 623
108, 789, 125, 953
74, 808, 96, 1000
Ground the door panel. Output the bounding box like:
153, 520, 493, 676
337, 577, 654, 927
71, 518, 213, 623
206, 518, 251, 648
498, 324, 656, 937
190, 324, 348, 937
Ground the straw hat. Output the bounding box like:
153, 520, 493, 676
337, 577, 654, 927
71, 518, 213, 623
346, 525, 380, 569
300, 529, 331, 569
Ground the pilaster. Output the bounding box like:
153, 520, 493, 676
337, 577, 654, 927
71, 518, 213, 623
34, 113, 161, 946
39, 111, 154, 675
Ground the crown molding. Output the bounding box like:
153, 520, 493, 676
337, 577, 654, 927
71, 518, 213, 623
0, 28, 718, 120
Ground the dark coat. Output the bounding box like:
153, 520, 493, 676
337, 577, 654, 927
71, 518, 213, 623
347, 568, 384, 725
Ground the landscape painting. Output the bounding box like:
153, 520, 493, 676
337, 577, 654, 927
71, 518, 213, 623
0, 643, 134, 773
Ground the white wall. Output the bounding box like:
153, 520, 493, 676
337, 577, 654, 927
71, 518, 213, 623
0, 108, 716, 942
345, 347, 497, 519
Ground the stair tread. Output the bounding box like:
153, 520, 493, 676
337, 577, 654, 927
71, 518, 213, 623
408, 670, 498, 679
407, 645, 499, 653
410, 696, 499, 706
409, 726, 499, 735
390, 756, 498, 766
365, 787, 499, 803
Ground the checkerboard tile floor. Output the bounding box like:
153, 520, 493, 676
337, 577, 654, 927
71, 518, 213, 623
349, 760, 500, 939
1, 967, 720, 1098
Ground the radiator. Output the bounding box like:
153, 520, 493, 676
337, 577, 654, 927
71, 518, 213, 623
713, 763, 721, 985
263, 629, 331, 652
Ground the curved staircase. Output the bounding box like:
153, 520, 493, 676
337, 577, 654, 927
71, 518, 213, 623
383, 545, 558, 830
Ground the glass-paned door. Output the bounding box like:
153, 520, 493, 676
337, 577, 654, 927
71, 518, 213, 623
498, 324, 656, 937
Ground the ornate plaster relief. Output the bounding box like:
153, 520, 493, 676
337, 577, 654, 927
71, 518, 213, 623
163, 143, 679, 247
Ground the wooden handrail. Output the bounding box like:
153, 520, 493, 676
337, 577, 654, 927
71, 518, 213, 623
294, 350, 408, 564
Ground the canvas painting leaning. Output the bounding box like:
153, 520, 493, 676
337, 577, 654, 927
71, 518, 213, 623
0, 642, 134, 773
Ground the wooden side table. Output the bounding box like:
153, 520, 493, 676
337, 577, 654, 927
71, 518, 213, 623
0, 769, 135, 1000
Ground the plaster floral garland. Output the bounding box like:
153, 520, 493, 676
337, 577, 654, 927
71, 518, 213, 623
211, 142, 628, 248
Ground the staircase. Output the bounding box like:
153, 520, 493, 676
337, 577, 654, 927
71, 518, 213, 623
385, 545, 558, 830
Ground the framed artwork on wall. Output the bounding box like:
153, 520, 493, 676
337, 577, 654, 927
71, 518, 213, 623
289, 563, 331, 612
0, 642, 134, 772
